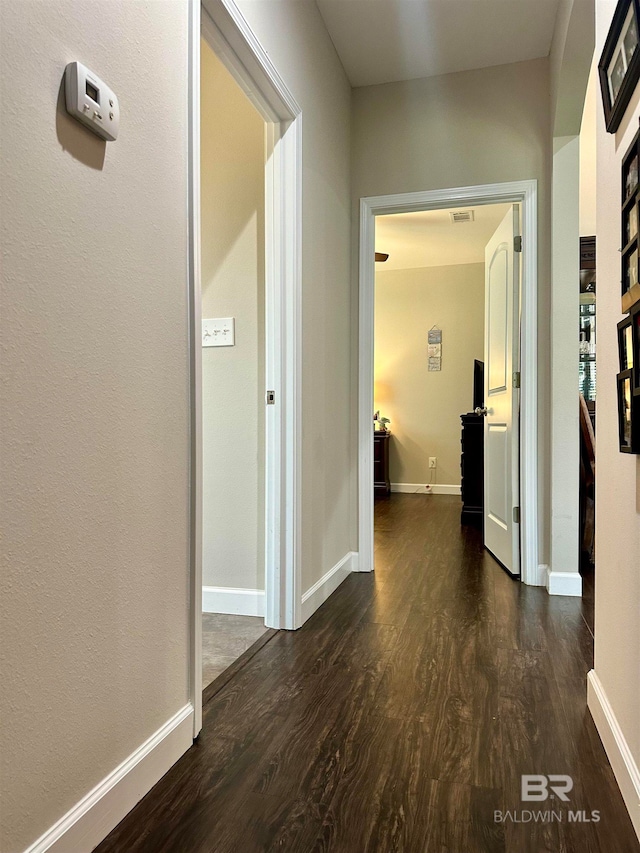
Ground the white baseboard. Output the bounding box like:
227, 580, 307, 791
301, 551, 356, 623
545, 567, 582, 596
25, 704, 194, 853
587, 670, 640, 841
391, 483, 461, 495
202, 586, 265, 617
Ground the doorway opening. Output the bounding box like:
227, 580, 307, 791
188, 0, 302, 736
373, 202, 520, 575
358, 182, 539, 584
199, 35, 270, 693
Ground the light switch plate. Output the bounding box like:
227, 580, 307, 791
202, 318, 235, 347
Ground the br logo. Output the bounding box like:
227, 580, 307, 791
521, 775, 573, 802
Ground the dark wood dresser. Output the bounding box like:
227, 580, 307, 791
374, 431, 391, 497
460, 413, 483, 525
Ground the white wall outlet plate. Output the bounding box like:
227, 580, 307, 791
429, 457, 437, 468
202, 318, 235, 347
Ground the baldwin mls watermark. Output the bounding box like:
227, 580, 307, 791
494, 776, 601, 824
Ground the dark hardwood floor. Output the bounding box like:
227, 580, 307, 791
96, 495, 638, 853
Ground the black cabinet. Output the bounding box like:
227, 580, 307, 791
461, 413, 483, 525
374, 431, 391, 497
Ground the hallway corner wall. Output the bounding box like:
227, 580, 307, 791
549, 134, 581, 592
0, 2, 191, 850
579, 58, 598, 238
589, 0, 640, 840
546, 0, 594, 592
235, 0, 354, 599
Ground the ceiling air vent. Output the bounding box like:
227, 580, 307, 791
450, 210, 475, 224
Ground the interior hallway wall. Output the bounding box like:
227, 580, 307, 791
579, 59, 598, 237
375, 263, 484, 487
234, 0, 353, 594
549, 135, 581, 590
200, 39, 265, 593
589, 0, 640, 839
352, 57, 552, 568
547, 0, 594, 591
0, 2, 190, 850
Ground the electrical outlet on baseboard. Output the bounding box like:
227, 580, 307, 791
429, 457, 437, 468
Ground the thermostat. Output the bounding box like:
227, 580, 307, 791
64, 62, 119, 142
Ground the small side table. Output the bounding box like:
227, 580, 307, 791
374, 431, 391, 497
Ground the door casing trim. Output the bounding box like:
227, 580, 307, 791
357, 181, 538, 585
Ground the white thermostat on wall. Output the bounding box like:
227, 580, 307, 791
64, 62, 119, 142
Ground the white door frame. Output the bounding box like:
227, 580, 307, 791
358, 181, 539, 586
189, 0, 302, 736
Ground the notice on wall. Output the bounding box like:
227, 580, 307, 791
428, 328, 442, 371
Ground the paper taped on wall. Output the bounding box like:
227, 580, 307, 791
428, 327, 442, 370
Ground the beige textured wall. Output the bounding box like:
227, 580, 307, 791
592, 0, 640, 836
200, 40, 265, 591
550, 0, 594, 138
547, 0, 593, 586
580, 59, 598, 237
352, 57, 552, 563
235, 0, 353, 592
550, 135, 581, 580
0, 2, 190, 851
375, 264, 484, 486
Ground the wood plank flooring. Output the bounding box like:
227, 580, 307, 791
95, 495, 638, 853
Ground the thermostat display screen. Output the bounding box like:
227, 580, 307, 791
86, 81, 99, 103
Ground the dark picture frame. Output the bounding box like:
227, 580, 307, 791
599, 0, 640, 133
621, 130, 640, 311
618, 314, 634, 371
617, 369, 636, 451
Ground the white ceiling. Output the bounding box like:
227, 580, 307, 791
375, 204, 511, 271
315, 0, 562, 87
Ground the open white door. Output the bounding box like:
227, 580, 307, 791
482, 206, 521, 576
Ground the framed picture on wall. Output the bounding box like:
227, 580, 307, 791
626, 201, 639, 243
617, 369, 636, 451
599, 0, 640, 132
618, 314, 634, 371
622, 130, 640, 311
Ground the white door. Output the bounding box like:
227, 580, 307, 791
482, 206, 521, 576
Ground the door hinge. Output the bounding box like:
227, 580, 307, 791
512, 371, 521, 388
266, 390, 275, 405
514, 235, 523, 253
513, 506, 520, 524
